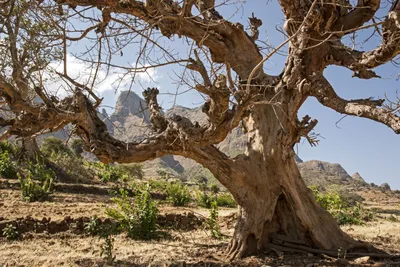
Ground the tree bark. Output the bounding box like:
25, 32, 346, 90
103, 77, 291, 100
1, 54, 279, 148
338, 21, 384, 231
190, 104, 361, 259
20, 137, 42, 161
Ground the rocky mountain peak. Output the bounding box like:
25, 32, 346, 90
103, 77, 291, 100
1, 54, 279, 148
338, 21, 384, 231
113, 91, 150, 121
352, 172, 366, 183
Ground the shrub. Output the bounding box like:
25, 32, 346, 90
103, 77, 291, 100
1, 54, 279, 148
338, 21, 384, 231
310, 186, 374, 226
19, 161, 55, 202
216, 193, 236, 208
0, 150, 17, 179
147, 179, 169, 193
40, 137, 73, 159
51, 155, 96, 184
167, 182, 191, 206
70, 139, 84, 157
84, 216, 100, 236
2, 224, 19, 241
106, 186, 159, 240
208, 201, 221, 239
156, 168, 171, 180
97, 163, 124, 183
0, 140, 15, 154
210, 184, 220, 194
116, 163, 144, 180
196, 191, 215, 208
100, 235, 116, 264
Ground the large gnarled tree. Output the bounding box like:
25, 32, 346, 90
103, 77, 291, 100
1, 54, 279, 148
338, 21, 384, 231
1, 0, 400, 259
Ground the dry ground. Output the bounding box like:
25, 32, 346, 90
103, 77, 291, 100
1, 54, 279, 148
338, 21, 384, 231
1, 184, 400, 267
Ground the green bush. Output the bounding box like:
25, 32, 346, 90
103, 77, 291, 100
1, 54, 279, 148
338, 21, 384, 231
0, 150, 17, 179
2, 224, 19, 241
40, 137, 73, 159
84, 216, 100, 236
208, 201, 221, 239
147, 179, 169, 192
196, 191, 215, 208
156, 168, 171, 180
19, 161, 55, 202
70, 139, 84, 157
167, 182, 191, 206
100, 235, 116, 264
310, 186, 374, 226
116, 163, 144, 180
210, 184, 220, 194
0, 140, 15, 154
106, 186, 159, 240
216, 193, 236, 208
90, 162, 124, 183
51, 155, 96, 184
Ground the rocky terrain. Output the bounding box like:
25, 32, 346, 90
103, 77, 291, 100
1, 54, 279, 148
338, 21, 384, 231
99, 91, 395, 191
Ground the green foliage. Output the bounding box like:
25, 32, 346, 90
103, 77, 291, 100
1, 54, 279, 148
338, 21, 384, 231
41, 137, 73, 159
70, 139, 84, 157
52, 155, 96, 184
210, 184, 220, 194
84, 216, 100, 236
388, 215, 398, 222
310, 186, 374, 225
167, 182, 191, 207
106, 186, 159, 240
0, 141, 17, 179
310, 186, 346, 210
196, 191, 215, 208
216, 193, 236, 208
19, 161, 55, 202
2, 224, 19, 241
100, 235, 116, 264
147, 179, 169, 193
116, 163, 144, 180
0, 140, 15, 155
0, 150, 17, 179
156, 168, 171, 180
208, 201, 222, 239
194, 175, 208, 185
98, 165, 124, 183
87, 162, 125, 183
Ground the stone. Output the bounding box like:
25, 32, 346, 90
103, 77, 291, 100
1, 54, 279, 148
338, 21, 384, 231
353, 256, 370, 264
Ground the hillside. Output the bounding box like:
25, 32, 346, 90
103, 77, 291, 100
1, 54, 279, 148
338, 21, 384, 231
99, 91, 393, 191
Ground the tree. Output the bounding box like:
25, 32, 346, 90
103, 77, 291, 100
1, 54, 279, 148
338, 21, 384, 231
1, 0, 400, 260
70, 139, 84, 157
0, 0, 64, 161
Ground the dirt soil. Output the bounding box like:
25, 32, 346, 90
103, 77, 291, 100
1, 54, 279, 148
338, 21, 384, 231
1, 182, 400, 267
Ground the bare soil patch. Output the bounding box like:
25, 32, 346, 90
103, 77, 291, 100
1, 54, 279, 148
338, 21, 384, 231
1, 182, 400, 267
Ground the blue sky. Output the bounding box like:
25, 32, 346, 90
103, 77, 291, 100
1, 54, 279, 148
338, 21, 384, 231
62, 1, 400, 189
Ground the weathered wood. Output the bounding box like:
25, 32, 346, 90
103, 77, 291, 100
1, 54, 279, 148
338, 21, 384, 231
269, 233, 306, 245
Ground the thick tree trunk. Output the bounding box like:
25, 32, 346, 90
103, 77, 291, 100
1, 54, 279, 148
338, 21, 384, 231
225, 156, 359, 259
189, 105, 362, 259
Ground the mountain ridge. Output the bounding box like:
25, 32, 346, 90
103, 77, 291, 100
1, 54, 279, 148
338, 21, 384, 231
100, 90, 387, 190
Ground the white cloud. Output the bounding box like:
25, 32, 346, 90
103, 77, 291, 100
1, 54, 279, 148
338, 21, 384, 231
46, 54, 158, 98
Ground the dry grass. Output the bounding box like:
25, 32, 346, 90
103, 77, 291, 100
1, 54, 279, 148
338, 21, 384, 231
0, 230, 227, 267
342, 221, 400, 253
1, 187, 400, 266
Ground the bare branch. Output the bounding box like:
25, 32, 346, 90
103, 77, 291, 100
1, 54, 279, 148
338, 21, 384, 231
311, 76, 400, 134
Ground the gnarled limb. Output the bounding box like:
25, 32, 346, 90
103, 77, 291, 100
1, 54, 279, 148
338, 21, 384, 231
310, 76, 400, 133
329, 11, 400, 78
55, 0, 271, 81
332, 0, 380, 34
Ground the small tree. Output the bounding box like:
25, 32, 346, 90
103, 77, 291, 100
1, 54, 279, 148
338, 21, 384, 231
41, 137, 73, 159
106, 187, 159, 240
70, 139, 84, 158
